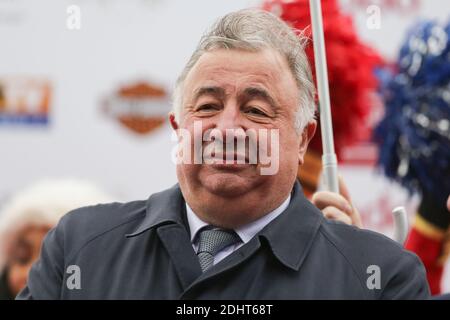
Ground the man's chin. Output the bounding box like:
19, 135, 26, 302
200, 171, 257, 198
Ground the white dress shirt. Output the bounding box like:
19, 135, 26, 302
186, 194, 291, 266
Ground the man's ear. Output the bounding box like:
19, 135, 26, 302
298, 120, 317, 165
169, 112, 179, 130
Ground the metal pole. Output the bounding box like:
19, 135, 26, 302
309, 0, 339, 193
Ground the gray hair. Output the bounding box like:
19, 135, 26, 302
172, 8, 316, 132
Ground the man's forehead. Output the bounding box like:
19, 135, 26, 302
184, 52, 291, 99
187, 49, 287, 84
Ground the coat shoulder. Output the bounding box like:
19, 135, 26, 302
56, 199, 148, 257
318, 219, 421, 270
317, 219, 429, 298
61, 199, 147, 231
319, 219, 406, 258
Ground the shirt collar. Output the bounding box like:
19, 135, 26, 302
185, 195, 291, 244
185, 204, 209, 242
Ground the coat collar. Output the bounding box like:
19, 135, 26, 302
257, 181, 323, 270
125, 184, 187, 237
126, 181, 323, 271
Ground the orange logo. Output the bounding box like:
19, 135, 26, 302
102, 81, 169, 135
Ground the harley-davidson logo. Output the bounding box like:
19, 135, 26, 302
102, 81, 169, 135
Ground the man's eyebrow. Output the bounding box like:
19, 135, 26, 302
193, 86, 226, 102
241, 87, 278, 108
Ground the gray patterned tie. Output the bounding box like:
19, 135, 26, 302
196, 227, 241, 272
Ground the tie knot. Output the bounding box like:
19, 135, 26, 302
197, 227, 241, 256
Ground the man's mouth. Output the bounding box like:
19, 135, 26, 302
204, 151, 250, 164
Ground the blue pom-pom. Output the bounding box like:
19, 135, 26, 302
374, 19, 450, 205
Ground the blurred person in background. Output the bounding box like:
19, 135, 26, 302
0, 179, 112, 299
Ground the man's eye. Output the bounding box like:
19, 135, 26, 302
196, 104, 219, 112
245, 107, 267, 117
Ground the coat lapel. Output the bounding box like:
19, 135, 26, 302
126, 184, 203, 291
157, 224, 202, 290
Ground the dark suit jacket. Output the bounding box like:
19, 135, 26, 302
17, 182, 430, 299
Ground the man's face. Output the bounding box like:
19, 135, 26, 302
170, 48, 315, 226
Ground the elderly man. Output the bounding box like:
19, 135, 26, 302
17, 9, 429, 299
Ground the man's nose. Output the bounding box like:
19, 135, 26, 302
215, 103, 244, 133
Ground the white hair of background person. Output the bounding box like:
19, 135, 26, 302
0, 179, 113, 272
172, 8, 316, 133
